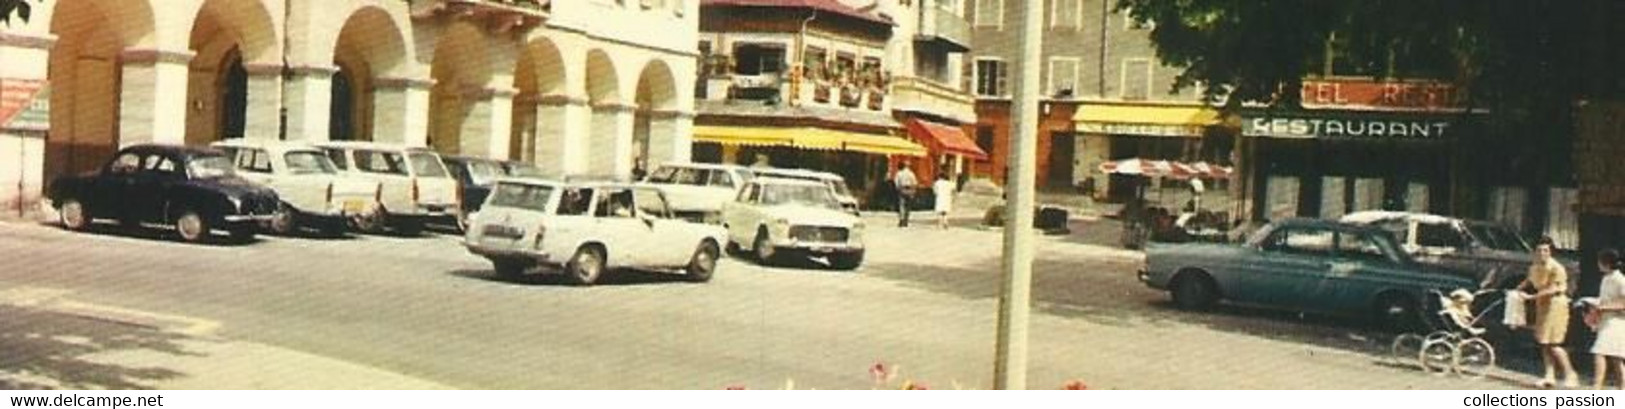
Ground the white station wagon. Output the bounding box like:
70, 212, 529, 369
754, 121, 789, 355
212, 140, 381, 236
315, 142, 460, 235
721, 178, 865, 269
463, 179, 727, 285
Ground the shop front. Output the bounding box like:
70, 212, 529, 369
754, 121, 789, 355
1242, 110, 1457, 221
1074, 102, 1228, 203
689, 122, 927, 208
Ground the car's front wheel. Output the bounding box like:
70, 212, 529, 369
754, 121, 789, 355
1171, 273, 1218, 310
174, 209, 212, 243
268, 206, 297, 236
686, 241, 719, 282
58, 199, 89, 231
565, 246, 605, 286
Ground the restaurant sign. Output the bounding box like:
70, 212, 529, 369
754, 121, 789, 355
1243, 113, 1453, 141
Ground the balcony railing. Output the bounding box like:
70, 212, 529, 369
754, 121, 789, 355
890, 75, 975, 122
915, 6, 971, 52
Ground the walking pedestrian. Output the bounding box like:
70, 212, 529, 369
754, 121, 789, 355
932, 173, 954, 229
1590, 249, 1625, 390
894, 163, 918, 227
1519, 237, 1578, 389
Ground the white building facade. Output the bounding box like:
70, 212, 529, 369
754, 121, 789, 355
0, 0, 699, 218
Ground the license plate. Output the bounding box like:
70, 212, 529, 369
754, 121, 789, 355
343, 200, 366, 213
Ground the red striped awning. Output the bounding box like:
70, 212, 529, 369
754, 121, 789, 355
905, 119, 988, 160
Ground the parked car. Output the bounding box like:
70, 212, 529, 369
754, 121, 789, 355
315, 142, 459, 235
721, 178, 865, 269
441, 155, 512, 230
639, 163, 754, 222
1339, 211, 1577, 289
462, 178, 726, 285
748, 168, 861, 215
48, 144, 281, 243
1139, 218, 1477, 330
212, 140, 381, 236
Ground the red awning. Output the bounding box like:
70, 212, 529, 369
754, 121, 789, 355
701, 0, 893, 25
906, 119, 987, 160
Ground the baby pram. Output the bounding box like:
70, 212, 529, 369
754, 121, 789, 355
1390, 289, 1501, 378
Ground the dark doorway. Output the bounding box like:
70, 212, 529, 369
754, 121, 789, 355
329, 68, 355, 141
1046, 131, 1076, 190
220, 52, 248, 139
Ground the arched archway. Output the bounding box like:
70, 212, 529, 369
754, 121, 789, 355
46, 0, 157, 181
330, 6, 410, 142
428, 21, 493, 155
185, 0, 280, 144
633, 59, 679, 173
510, 37, 568, 164
585, 49, 624, 177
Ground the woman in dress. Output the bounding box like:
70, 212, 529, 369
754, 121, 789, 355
1591, 249, 1625, 390
1519, 237, 1578, 388
932, 173, 954, 229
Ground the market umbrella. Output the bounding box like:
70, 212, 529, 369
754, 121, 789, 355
1098, 158, 1176, 177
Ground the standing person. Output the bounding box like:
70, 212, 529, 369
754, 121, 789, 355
1519, 237, 1579, 389
1591, 249, 1625, 390
894, 162, 918, 227
932, 173, 954, 229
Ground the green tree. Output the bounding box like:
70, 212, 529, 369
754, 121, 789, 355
1116, 0, 1619, 194
0, 0, 35, 25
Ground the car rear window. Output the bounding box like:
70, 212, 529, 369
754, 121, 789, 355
285, 151, 337, 174
487, 182, 554, 212
354, 150, 407, 175
408, 152, 449, 178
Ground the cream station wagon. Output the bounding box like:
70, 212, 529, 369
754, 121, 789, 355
315, 142, 460, 235
462, 179, 727, 286
212, 140, 381, 236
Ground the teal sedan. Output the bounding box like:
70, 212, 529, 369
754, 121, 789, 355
1138, 219, 1479, 329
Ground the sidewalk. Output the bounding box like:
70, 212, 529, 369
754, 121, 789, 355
0, 289, 450, 390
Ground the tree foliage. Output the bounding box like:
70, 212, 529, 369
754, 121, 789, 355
1116, 0, 1618, 177
0, 0, 35, 26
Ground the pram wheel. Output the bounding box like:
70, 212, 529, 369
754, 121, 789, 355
1390, 333, 1425, 367
1454, 338, 1496, 379
1420, 339, 1458, 375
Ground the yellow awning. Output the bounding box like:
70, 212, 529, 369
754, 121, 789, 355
1073, 104, 1221, 126
693, 125, 927, 157
692, 125, 796, 147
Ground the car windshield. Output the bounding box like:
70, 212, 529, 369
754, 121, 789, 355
1466, 223, 1533, 252
187, 155, 236, 179
758, 183, 841, 209
284, 151, 337, 175
408, 152, 449, 178
828, 179, 853, 197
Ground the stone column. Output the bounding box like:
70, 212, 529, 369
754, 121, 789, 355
589, 102, 637, 179
644, 109, 693, 167
242, 63, 284, 141
533, 95, 587, 176
373, 76, 434, 147
118, 49, 194, 146
453, 86, 518, 159
282, 64, 337, 142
